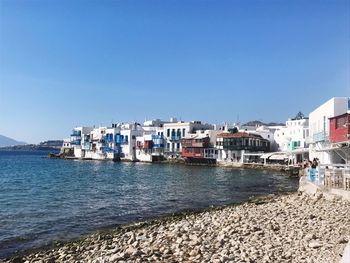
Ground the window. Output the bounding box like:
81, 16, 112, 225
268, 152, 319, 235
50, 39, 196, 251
177, 143, 180, 149
177, 129, 181, 138
336, 116, 347, 129
167, 129, 170, 137
183, 128, 186, 137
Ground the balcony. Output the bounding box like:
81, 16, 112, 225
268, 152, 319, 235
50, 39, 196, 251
223, 145, 269, 151
164, 148, 181, 153
153, 143, 164, 149
71, 140, 81, 145
115, 135, 128, 144
152, 134, 164, 140
105, 134, 114, 143
152, 135, 164, 147
169, 135, 181, 141
83, 142, 90, 150
313, 132, 329, 143
71, 130, 81, 137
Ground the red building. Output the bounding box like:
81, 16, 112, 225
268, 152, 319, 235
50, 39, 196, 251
181, 136, 210, 158
329, 113, 350, 143
136, 140, 153, 150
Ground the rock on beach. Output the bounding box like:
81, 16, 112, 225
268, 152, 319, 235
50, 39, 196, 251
6, 193, 350, 263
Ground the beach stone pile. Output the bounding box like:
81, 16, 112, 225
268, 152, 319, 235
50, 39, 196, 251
10, 193, 350, 263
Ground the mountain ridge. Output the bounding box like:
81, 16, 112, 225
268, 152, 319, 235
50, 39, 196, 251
0, 134, 26, 147
0, 140, 63, 151
243, 120, 285, 127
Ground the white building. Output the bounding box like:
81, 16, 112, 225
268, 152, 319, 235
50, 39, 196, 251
273, 117, 309, 164
83, 126, 120, 160
68, 126, 94, 158
117, 123, 144, 161
62, 123, 145, 161
250, 126, 279, 152
274, 118, 309, 150
309, 97, 350, 164
135, 119, 169, 162
163, 119, 214, 156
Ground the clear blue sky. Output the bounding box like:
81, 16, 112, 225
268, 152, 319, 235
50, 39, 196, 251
0, 0, 349, 143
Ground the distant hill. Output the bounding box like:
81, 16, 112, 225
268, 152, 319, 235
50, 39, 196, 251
0, 140, 63, 151
0, 134, 26, 147
243, 120, 285, 127
38, 140, 63, 148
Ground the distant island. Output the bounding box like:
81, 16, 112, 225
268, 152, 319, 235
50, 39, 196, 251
0, 140, 63, 151
0, 134, 26, 147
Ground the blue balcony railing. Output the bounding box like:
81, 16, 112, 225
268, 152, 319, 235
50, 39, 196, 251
71, 130, 81, 137
152, 134, 164, 148
105, 134, 114, 143
170, 135, 181, 141
71, 140, 81, 145
152, 134, 164, 140
115, 135, 128, 144
313, 132, 329, 143
153, 144, 164, 149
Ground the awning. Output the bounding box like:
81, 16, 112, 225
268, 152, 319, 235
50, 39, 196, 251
260, 153, 274, 159
269, 154, 288, 160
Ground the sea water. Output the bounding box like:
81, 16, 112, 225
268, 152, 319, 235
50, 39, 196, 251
0, 151, 299, 259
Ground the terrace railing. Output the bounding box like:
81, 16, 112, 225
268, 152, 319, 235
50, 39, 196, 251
315, 164, 350, 191
312, 132, 329, 143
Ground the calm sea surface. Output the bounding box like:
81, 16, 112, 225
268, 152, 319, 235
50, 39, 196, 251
0, 151, 299, 259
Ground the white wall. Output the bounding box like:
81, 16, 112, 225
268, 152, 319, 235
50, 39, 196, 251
274, 119, 309, 152
163, 121, 214, 152
309, 97, 349, 163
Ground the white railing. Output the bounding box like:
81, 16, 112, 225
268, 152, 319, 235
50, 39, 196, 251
313, 164, 350, 191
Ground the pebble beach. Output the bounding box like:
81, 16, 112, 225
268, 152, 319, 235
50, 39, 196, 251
7, 191, 350, 263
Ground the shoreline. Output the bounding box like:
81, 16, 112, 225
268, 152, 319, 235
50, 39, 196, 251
5, 191, 349, 263
4, 193, 286, 261
56, 155, 300, 177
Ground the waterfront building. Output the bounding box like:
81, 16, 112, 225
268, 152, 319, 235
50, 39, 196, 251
118, 123, 144, 161
216, 131, 270, 163
134, 119, 167, 162
61, 123, 144, 161
136, 133, 154, 162
181, 130, 219, 163
328, 112, 350, 164
309, 97, 350, 164
273, 114, 310, 164
68, 127, 94, 158
83, 126, 121, 160
249, 125, 279, 152
163, 119, 214, 157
